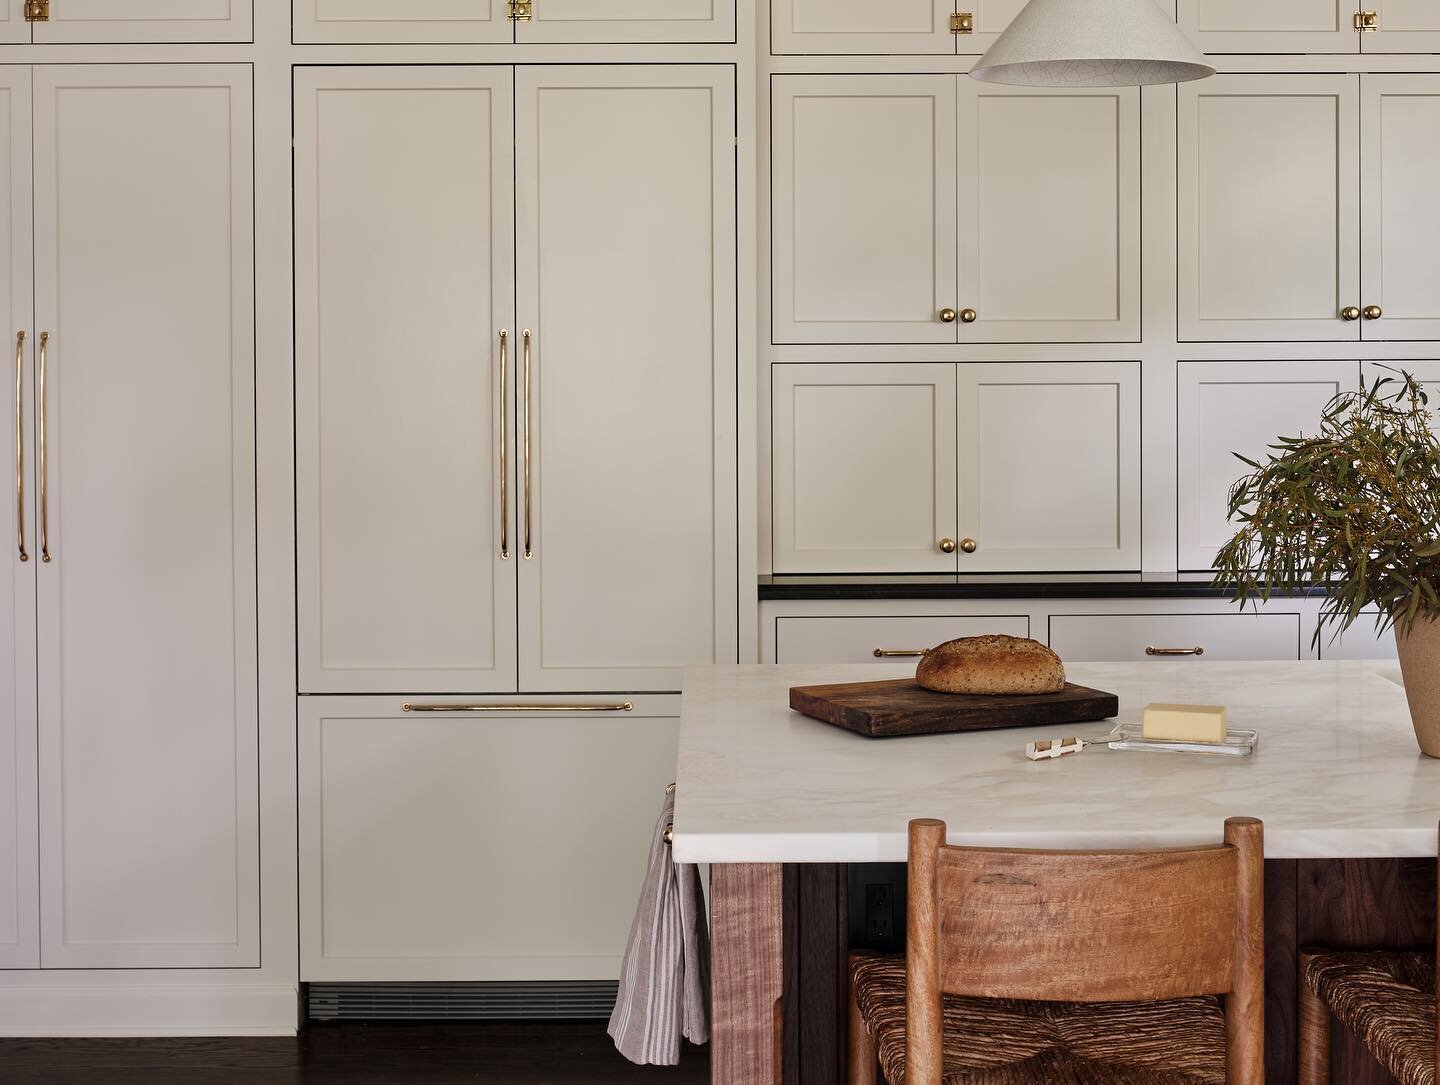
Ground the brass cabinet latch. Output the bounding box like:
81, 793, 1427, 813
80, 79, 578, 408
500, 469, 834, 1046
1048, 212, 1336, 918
23, 0, 48, 22
1354, 10, 1379, 31
508, 0, 533, 21
950, 11, 974, 34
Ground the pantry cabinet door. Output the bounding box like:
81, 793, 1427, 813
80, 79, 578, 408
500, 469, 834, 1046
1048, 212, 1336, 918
0, 67, 34, 971
516, 0, 734, 43
0, 2, 27, 43
32, 0, 252, 43
1177, 361, 1359, 571
296, 67, 517, 695
292, 0, 511, 44
1365, 1, 1440, 52
773, 76, 958, 344
770, 0, 955, 54
33, 66, 258, 968
1177, 0, 1355, 53
956, 83, 1139, 344
299, 697, 681, 981
1360, 77, 1440, 342
1178, 75, 1361, 342
956, 363, 1141, 573
515, 66, 737, 692
773, 364, 959, 574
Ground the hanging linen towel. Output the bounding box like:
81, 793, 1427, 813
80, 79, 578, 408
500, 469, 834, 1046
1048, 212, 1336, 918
608, 786, 711, 1065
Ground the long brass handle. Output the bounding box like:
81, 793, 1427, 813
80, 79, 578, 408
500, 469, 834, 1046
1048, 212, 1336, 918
37, 332, 49, 564
522, 328, 533, 560
874, 649, 927, 658
402, 701, 634, 714
1146, 646, 1205, 657
498, 330, 510, 560
14, 331, 25, 563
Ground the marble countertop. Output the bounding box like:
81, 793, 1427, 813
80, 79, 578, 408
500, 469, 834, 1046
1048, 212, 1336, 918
671, 661, 1439, 863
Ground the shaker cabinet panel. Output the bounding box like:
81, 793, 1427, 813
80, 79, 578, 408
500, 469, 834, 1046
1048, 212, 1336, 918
32, 66, 258, 969
770, 0, 954, 54
295, 68, 518, 696
1050, 613, 1303, 663
0, 2, 26, 43
774, 615, 1030, 664
1177, 361, 1359, 572
515, 0, 735, 43
1365, 1, 1440, 52
33, 0, 252, 43
772, 364, 958, 574
293, 0, 512, 43
1177, 0, 1354, 53
1179, 75, 1360, 342
772, 75, 958, 344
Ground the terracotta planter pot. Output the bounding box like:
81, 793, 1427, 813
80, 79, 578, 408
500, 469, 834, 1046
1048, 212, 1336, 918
1394, 615, 1440, 758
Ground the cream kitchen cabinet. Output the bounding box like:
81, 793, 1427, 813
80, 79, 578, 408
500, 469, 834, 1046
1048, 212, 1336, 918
22, 0, 252, 43
772, 75, 1139, 345
772, 362, 1141, 574
1178, 0, 1440, 53
296, 65, 737, 695
770, 0, 1023, 55
773, 614, 1030, 664
1049, 612, 1303, 662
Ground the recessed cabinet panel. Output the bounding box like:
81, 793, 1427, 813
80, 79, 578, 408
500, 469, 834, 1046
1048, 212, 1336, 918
1050, 613, 1303, 662
33, 66, 257, 968
958, 364, 1141, 572
957, 84, 1139, 343
0, 2, 26, 44
296, 68, 517, 696
1362, 361, 1440, 435
1177, 361, 1359, 571
775, 615, 1030, 664
1177, 0, 1354, 53
1366, 1, 1440, 52
1320, 612, 1399, 660
515, 67, 737, 691
773, 365, 958, 574
1179, 76, 1360, 342
771, 0, 1021, 54
516, 0, 734, 43
1361, 77, 1440, 341
773, 76, 958, 344
300, 698, 680, 981
33, 0, 252, 43
293, 0, 511, 43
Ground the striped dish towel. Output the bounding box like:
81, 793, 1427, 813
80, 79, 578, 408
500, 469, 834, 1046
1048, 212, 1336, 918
608, 787, 710, 1065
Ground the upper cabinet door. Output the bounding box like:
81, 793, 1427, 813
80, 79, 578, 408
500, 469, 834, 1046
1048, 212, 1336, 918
514, 66, 738, 692
772, 364, 959, 575
956, 83, 1139, 344
771, 0, 955, 54
773, 76, 958, 344
0, 1, 28, 43
295, 67, 517, 696
956, 363, 1141, 573
516, 0, 734, 43
1177, 0, 1356, 53
293, 0, 511, 44
0, 66, 35, 971
1361, 76, 1440, 341
1179, 75, 1361, 342
33, 65, 257, 968
1365, 1, 1440, 52
32, 0, 252, 43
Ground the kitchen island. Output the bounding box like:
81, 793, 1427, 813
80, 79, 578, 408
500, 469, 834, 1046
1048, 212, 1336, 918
672, 661, 1439, 1085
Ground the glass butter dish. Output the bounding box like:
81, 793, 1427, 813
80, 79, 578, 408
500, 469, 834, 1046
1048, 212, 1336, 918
1104, 724, 1258, 757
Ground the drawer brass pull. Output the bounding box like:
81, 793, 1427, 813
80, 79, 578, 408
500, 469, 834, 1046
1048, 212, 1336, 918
1145, 646, 1205, 657
402, 701, 634, 713
874, 649, 927, 658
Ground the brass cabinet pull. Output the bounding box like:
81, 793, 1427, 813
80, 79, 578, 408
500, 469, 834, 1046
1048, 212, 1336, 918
960, 538, 978, 554
37, 332, 49, 564
1363, 305, 1383, 321
939, 537, 957, 553
873, 649, 927, 658
1146, 646, 1205, 657
13, 331, 25, 563
1341, 306, 1361, 321
959, 308, 978, 324
938, 308, 958, 324
522, 329, 533, 560
402, 701, 634, 713
498, 330, 510, 560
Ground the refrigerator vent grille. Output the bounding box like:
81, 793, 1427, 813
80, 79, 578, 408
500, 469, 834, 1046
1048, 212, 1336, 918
307, 981, 619, 1022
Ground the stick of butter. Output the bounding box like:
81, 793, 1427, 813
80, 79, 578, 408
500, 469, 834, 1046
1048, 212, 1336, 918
1142, 703, 1228, 744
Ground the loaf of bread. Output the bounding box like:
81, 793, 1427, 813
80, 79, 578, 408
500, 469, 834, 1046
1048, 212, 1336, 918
916, 635, 1066, 696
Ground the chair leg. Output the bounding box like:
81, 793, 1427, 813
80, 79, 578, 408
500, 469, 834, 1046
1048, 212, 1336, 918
847, 952, 882, 1085
1298, 953, 1332, 1085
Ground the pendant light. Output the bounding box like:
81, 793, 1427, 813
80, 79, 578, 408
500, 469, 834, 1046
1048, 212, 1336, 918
970, 0, 1214, 87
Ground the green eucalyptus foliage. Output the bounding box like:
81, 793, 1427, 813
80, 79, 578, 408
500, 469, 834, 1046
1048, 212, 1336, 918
1214, 369, 1440, 649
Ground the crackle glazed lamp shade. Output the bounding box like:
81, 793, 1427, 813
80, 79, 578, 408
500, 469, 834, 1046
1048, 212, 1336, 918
970, 0, 1215, 87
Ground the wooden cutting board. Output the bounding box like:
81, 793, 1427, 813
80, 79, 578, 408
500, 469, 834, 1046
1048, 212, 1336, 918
789, 679, 1119, 738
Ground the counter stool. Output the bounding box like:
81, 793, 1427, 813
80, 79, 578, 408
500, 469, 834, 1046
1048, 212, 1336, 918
847, 817, 1265, 1085
1298, 825, 1438, 1085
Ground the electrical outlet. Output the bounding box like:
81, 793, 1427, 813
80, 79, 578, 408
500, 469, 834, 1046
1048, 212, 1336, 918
865, 883, 893, 942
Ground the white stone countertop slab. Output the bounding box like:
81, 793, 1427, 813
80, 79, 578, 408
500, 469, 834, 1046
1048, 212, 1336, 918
670, 661, 1440, 863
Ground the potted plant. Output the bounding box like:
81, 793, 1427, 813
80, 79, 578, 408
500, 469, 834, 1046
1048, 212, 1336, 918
1214, 370, 1440, 757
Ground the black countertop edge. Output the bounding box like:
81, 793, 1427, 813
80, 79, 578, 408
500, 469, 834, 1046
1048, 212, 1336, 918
757, 575, 1331, 602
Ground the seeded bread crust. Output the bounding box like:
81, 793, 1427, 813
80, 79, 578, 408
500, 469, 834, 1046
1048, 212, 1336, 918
915, 635, 1066, 696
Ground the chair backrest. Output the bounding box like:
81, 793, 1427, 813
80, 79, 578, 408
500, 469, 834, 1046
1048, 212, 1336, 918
904, 817, 1264, 1085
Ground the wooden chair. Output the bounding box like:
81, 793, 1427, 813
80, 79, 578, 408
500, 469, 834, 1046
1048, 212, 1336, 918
847, 817, 1265, 1085
1298, 823, 1438, 1085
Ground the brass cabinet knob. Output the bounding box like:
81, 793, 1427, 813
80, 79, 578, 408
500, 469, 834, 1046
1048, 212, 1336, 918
1341, 306, 1361, 321
939, 308, 958, 324
1363, 305, 1383, 320
960, 538, 978, 554
939, 538, 957, 553
959, 308, 978, 324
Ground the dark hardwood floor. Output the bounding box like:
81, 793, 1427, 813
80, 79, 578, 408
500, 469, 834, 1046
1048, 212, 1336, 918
0, 1022, 709, 1084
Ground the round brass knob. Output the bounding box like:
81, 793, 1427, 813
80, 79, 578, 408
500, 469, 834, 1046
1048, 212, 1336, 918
939, 538, 957, 554
1341, 306, 1361, 321
959, 308, 978, 324
939, 308, 958, 324
1363, 305, 1383, 321
960, 538, 978, 554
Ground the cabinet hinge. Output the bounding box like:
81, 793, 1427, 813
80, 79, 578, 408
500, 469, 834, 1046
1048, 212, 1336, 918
23, 0, 48, 23
950, 11, 974, 34
508, 0, 533, 21
1354, 10, 1379, 31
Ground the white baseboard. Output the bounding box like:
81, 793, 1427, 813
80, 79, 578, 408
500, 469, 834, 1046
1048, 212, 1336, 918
0, 983, 300, 1037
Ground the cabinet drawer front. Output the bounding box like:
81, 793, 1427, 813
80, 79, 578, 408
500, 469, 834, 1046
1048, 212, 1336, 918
1050, 613, 1301, 662
775, 615, 1029, 664
1320, 612, 1399, 660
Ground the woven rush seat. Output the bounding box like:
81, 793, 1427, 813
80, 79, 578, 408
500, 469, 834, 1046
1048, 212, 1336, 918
1302, 951, 1437, 1085
851, 954, 1228, 1085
